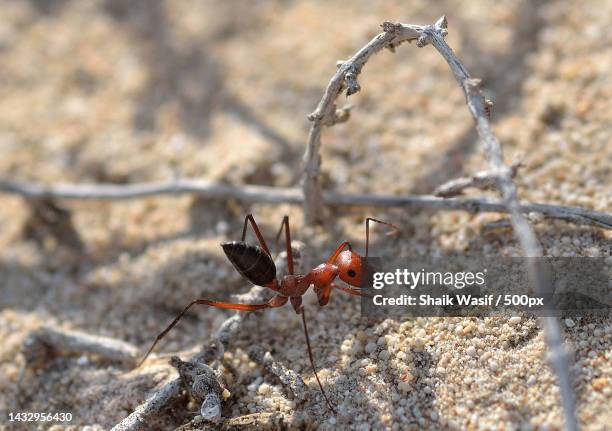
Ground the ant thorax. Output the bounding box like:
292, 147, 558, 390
276, 274, 302, 297
304, 263, 339, 289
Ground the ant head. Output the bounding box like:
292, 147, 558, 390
334, 250, 363, 287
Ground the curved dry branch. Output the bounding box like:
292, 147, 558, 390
22, 326, 139, 367
300, 16, 581, 428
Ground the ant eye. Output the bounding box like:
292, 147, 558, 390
347, 269, 357, 277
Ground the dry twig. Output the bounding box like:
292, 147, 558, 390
434, 161, 522, 197
416, 16, 578, 430
171, 356, 224, 424
21, 326, 140, 367
110, 287, 267, 431
247, 346, 308, 402
0, 177, 610, 229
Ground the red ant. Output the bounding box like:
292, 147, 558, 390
138, 214, 398, 413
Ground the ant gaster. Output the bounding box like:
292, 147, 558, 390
138, 214, 398, 413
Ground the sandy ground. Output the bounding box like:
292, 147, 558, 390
0, 0, 610, 430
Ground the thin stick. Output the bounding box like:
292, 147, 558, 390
0, 178, 609, 229
417, 16, 578, 431
434, 161, 522, 197
110, 376, 183, 431
247, 346, 308, 401
22, 326, 140, 367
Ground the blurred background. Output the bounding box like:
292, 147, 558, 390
0, 0, 610, 429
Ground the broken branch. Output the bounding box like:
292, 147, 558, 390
171, 356, 224, 424
21, 326, 140, 367
434, 161, 522, 197
247, 346, 308, 402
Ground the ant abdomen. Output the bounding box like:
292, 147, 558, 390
221, 241, 277, 286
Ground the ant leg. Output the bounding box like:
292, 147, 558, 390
290, 296, 303, 313
331, 283, 374, 298
137, 295, 288, 367
241, 214, 272, 257
290, 289, 334, 411
314, 284, 333, 306
365, 218, 400, 257
325, 241, 352, 264
274, 216, 294, 275
317, 281, 376, 305
300, 307, 335, 413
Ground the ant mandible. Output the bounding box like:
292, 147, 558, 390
138, 214, 398, 413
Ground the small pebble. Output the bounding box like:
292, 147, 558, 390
365, 342, 377, 354
509, 316, 522, 325
565, 318, 575, 328
258, 383, 271, 395
398, 381, 411, 393
350, 341, 364, 355
466, 346, 477, 357
412, 337, 426, 349
461, 323, 475, 335
247, 377, 263, 392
